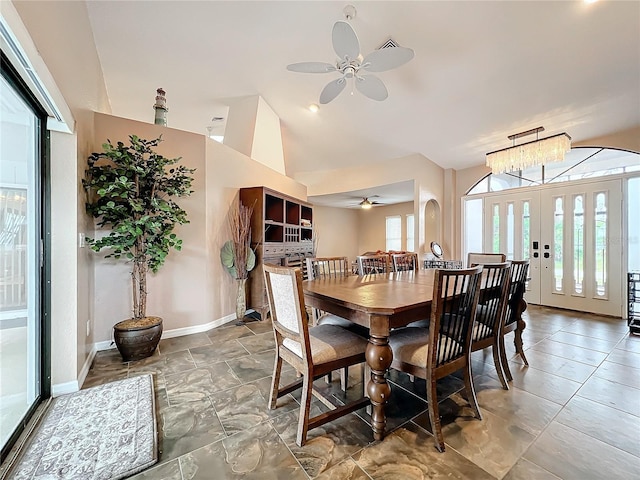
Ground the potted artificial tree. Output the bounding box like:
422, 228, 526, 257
84, 135, 194, 361
220, 201, 256, 325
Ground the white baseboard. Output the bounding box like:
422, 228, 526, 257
52, 344, 97, 396
160, 312, 237, 339
94, 312, 239, 348
77, 343, 97, 388
52, 380, 79, 397
95, 339, 116, 351
61, 312, 242, 393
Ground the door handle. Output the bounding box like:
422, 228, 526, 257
544, 252, 550, 258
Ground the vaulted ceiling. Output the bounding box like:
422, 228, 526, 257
84, 1, 639, 180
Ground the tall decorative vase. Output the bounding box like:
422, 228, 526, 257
235, 278, 247, 323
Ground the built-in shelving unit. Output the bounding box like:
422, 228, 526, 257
240, 186, 314, 318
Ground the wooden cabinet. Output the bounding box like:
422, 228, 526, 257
240, 187, 313, 318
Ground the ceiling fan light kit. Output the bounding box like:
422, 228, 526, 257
358, 196, 382, 209
287, 5, 414, 104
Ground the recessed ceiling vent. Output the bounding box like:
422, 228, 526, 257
378, 38, 400, 49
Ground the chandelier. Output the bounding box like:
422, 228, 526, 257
486, 127, 571, 174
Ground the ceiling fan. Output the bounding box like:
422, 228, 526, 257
357, 196, 383, 209
286, 5, 415, 104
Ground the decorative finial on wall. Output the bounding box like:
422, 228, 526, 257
153, 88, 168, 126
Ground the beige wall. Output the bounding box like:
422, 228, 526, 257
9, 0, 639, 393
10, 0, 110, 387
92, 113, 307, 344
50, 131, 80, 388
295, 153, 444, 257
203, 127, 307, 324
252, 97, 286, 175
92, 114, 208, 342
573, 126, 640, 153
357, 202, 414, 255
313, 206, 359, 261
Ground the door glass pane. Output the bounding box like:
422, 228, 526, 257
594, 192, 607, 297
0, 75, 40, 450
573, 195, 584, 294
464, 198, 483, 257
506, 203, 514, 260
554, 197, 564, 293
522, 201, 530, 260
492, 204, 500, 253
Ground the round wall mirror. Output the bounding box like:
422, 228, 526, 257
430, 241, 443, 259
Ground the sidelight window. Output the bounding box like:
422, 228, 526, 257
594, 192, 607, 297
554, 197, 564, 293
573, 195, 584, 295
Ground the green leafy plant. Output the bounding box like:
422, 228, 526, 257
84, 135, 195, 320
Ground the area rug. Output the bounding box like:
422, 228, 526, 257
7, 374, 157, 480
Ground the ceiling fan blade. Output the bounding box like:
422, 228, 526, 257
332, 21, 360, 61
287, 62, 337, 74
362, 47, 415, 72
355, 75, 388, 101
319, 77, 347, 104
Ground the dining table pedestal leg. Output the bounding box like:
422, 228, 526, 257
365, 318, 393, 441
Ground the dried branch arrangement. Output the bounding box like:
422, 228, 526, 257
221, 201, 256, 280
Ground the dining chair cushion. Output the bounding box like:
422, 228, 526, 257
317, 313, 370, 338
283, 324, 369, 364
389, 327, 460, 367
405, 319, 430, 328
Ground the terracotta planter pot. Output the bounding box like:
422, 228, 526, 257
113, 316, 163, 362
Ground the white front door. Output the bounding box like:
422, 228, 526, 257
477, 178, 623, 317
539, 179, 622, 316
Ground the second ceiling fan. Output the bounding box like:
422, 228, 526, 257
287, 6, 415, 104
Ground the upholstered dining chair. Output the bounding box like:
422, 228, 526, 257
391, 253, 419, 272
389, 266, 483, 452
500, 260, 530, 381
467, 252, 506, 267
468, 262, 512, 389
263, 263, 370, 447
356, 254, 391, 275
306, 256, 368, 391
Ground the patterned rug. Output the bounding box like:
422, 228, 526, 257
7, 374, 157, 480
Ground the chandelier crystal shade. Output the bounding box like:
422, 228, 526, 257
486, 128, 571, 174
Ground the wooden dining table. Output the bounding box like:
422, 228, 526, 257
302, 268, 528, 441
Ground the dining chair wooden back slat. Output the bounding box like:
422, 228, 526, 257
357, 254, 391, 275
499, 260, 531, 383
434, 267, 483, 367
470, 261, 512, 388
391, 253, 419, 272
306, 256, 350, 280
388, 265, 483, 452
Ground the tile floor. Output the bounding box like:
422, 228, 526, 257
82, 306, 640, 479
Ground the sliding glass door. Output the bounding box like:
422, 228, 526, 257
0, 59, 47, 459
